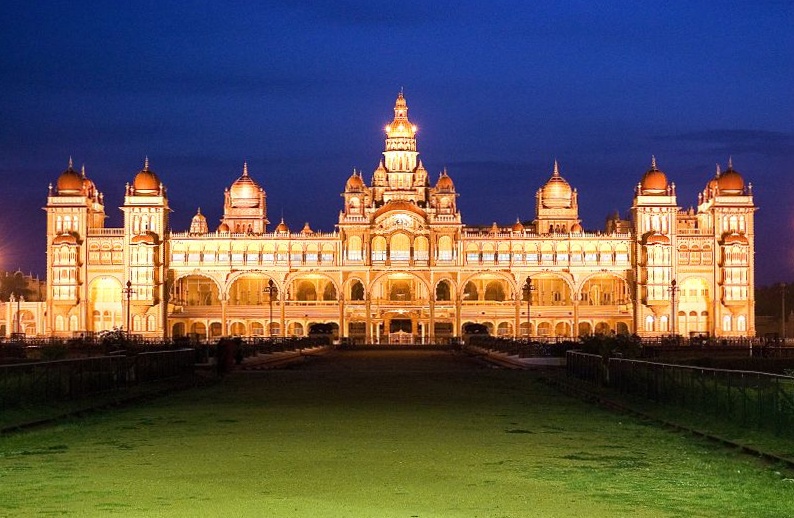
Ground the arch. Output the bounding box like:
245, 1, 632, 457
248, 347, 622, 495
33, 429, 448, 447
287, 321, 304, 336
462, 281, 478, 301
172, 274, 222, 306
389, 233, 411, 261
437, 235, 454, 261
537, 322, 552, 336
347, 235, 363, 261
579, 321, 593, 336
322, 281, 338, 301
250, 322, 264, 336
579, 273, 630, 306
172, 322, 186, 338
88, 276, 123, 332
594, 321, 610, 335
350, 280, 365, 301
555, 322, 571, 337
228, 273, 278, 305
191, 322, 207, 339
371, 236, 387, 261
296, 281, 317, 301
497, 322, 512, 336
230, 321, 246, 336
484, 281, 506, 301
414, 235, 429, 261
436, 280, 452, 301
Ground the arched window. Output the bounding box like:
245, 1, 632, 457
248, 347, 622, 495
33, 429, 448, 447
436, 280, 451, 301
350, 280, 365, 301
463, 281, 478, 301
322, 282, 337, 301
484, 281, 505, 301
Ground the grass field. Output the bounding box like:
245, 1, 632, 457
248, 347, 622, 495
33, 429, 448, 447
1, 350, 793, 517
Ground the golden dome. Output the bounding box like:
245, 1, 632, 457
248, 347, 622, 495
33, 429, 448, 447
275, 218, 289, 233
301, 222, 314, 235
345, 170, 365, 191
570, 223, 583, 233
190, 208, 208, 235
541, 161, 572, 209
372, 199, 427, 220
132, 157, 161, 194
229, 162, 263, 208
512, 219, 525, 232
56, 158, 84, 194
218, 222, 230, 232
436, 169, 455, 191
640, 156, 668, 194
717, 160, 745, 195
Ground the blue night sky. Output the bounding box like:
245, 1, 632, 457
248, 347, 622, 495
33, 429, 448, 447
1, 1, 792, 285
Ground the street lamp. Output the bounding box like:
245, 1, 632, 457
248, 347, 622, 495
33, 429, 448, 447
781, 283, 787, 341
263, 279, 277, 337
668, 279, 678, 337
522, 277, 535, 339
122, 280, 134, 340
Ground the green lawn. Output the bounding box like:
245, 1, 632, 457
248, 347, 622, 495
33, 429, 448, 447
1, 351, 793, 517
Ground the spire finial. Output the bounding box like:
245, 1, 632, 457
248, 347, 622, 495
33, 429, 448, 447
553, 160, 560, 176
715, 163, 721, 177
197, 207, 201, 215
243, 161, 249, 176
144, 156, 149, 171
651, 155, 657, 170
81, 164, 86, 178
727, 156, 733, 170
68, 156, 73, 169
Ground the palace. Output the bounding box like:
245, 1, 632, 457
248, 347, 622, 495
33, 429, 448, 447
9, 93, 757, 342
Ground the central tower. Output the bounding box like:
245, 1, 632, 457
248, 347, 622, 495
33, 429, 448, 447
371, 92, 429, 206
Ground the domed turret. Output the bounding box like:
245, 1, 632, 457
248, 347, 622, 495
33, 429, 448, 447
229, 162, 264, 208
723, 231, 749, 245
512, 218, 525, 232
190, 208, 208, 235
435, 169, 455, 191
345, 170, 365, 191
301, 222, 314, 235
131, 157, 161, 194
639, 156, 668, 194
56, 157, 84, 195
274, 218, 289, 234
541, 161, 573, 208
717, 158, 745, 195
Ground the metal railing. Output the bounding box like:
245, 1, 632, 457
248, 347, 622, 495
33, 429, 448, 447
0, 349, 195, 409
566, 351, 794, 435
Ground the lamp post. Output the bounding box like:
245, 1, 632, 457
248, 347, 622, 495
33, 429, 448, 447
781, 283, 787, 342
122, 280, 134, 340
263, 279, 277, 337
522, 277, 535, 339
668, 279, 678, 337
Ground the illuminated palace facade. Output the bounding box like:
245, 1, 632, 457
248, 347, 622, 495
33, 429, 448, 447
36, 93, 756, 342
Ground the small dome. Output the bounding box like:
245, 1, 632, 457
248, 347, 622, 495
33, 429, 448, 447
275, 218, 289, 234
723, 232, 749, 245
436, 169, 455, 191
229, 163, 264, 208
301, 222, 314, 235
56, 159, 84, 194
570, 223, 583, 233
489, 222, 499, 234
639, 156, 668, 194
345, 170, 365, 191
512, 219, 525, 232
218, 223, 230, 232
541, 161, 572, 208
53, 233, 78, 245
190, 208, 208, 235
132, 158, 161, 194
717, 161, 745, 195
645, 232, 670, 245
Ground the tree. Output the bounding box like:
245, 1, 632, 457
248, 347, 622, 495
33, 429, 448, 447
0, 271, 33, 301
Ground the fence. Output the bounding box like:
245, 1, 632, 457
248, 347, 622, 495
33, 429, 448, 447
567, 351, 794, 435
0, 349, 195, 409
